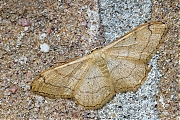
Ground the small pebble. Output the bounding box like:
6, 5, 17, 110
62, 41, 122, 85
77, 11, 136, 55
40, 43, 50, 53
24, 26, 29, 31
20, 19, 31, 26
9, 86, 18, 94
27, 71, 32, 77
47, 28, 51, 34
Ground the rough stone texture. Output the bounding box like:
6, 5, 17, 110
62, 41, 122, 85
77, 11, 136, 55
0, 0, 102, 119
151, 0, 179, 119
99, 0, 152, 43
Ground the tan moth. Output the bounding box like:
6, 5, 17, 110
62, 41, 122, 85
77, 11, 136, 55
31, 22, 167, 109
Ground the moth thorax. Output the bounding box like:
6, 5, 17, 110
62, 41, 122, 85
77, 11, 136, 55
93, 51, 109, 77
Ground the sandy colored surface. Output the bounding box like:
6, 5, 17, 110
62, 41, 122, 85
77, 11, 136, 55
0, 0, 102, 119
151, 0, 179, 119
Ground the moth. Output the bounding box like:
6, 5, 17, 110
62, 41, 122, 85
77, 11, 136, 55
31, 22, 167, 109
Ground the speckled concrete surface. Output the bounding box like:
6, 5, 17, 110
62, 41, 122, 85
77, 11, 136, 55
99, 0, 152, 43
0, 0, 179, 119
0, 0, 102, 119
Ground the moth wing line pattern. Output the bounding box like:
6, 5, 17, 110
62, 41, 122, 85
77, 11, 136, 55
102, 22, 167, 61
31, 54, 93, 99
100, 22, 167, 93
73, 63, 115, 109
31, 22, 167, 109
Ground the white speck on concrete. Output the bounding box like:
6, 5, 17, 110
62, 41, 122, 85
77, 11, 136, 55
36, 96, 43, 103
159, 95, 165, 108
14, 55, 28, 64
16, 32, 24, 48
19, 56, 28, 64
39, 33, 47, 40
24, 26, 29, 31
40, 43, 50, 53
